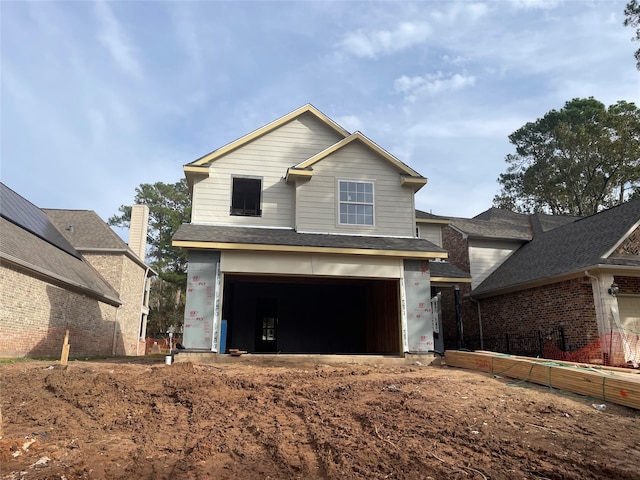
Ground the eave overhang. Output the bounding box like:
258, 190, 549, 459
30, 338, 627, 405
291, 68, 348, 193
416, 217, 450, 225
172, 240, 447, 260
285, 168, 314, 183
470, 262, 640, 300
431, 276, 473, 284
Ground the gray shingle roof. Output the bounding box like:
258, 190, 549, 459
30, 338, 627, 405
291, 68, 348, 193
429, 261, 471, 280
450, 207, 580, 241
174, 224, 446, 255
472, 199, 640, 297
0, 185, 121, 305
43, 209, 129, 251
1, 183, 79, 258
450, 216, 532, 241
415, 209, 450, 221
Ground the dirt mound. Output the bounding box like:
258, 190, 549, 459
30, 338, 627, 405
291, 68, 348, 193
1, 358, 639, 479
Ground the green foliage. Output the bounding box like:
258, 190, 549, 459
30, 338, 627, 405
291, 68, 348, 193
624, 0, 640, 69
109, 179, 191, 335
494, 98, 640, 216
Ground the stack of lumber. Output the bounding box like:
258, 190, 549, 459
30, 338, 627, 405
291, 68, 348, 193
228, 348, 248, 357
444, 350, 640, 410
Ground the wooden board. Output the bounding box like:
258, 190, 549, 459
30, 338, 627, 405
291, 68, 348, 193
445, 350, 640, 410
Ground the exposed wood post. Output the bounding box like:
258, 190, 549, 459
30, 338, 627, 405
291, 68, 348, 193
60, 329, 70, 366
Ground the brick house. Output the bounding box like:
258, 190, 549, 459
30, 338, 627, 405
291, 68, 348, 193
173, 104, 470, 357
0, 183, 154, 357
442, 201, 640, 365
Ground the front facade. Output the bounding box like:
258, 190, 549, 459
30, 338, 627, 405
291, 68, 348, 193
174, 105, 452, 356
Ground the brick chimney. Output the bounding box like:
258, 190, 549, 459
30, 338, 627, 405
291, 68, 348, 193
128, 204, 149, 261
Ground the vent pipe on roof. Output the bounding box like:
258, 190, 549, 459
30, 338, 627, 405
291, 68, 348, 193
128, 205, 149, 261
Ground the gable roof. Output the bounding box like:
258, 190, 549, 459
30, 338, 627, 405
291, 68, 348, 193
185, 104, 350, 171
43, 209, 128, 250
43, 209, 154, 271
0, 184, 121, 305
285, 131, 427, 190
472, 199, 640, 297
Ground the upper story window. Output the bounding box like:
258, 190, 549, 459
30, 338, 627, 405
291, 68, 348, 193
231, 176, 262, 216
339, 180, 374, 226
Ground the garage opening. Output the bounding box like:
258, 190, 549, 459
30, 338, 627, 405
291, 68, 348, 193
221, 275, 400, 354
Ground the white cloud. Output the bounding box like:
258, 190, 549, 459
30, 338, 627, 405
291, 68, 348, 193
340, 21, 430, 58
394, 72, 476, 101
429, 2, 489, 24
511, 0, 561, 9
94, 0, 143, 79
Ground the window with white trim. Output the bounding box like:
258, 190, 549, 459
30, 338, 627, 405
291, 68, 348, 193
339, 180, 374, 225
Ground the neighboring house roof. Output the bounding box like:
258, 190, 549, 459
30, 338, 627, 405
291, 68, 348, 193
449, 207, 580, 241
472, 199, 640, 297
285, 131, 427, 191
0, 184, 121, 305
415, 209, 450, 224
449, 215, 532, 241
43, 209, 153, 272
173, 224, 447, 259
429, 261, 472, 282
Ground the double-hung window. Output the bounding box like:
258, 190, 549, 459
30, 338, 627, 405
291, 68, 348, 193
230, 176, 262, 216
339, 180, 374, 226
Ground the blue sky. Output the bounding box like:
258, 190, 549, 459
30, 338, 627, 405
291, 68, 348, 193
2, 0, 638, 231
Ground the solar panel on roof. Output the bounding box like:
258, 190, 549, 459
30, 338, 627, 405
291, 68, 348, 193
0, 183, 81, 259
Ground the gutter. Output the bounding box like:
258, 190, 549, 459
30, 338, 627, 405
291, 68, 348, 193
1, 253, 122, 307
471, 263, 638, 300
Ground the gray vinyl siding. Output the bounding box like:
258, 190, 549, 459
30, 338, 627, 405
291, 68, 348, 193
469, 239, 523, 288
296, 142, 415, 237
418, 224, 442, 247
191, 113, 344, 227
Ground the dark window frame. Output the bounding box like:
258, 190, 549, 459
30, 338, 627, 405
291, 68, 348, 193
230, 176, 262, 216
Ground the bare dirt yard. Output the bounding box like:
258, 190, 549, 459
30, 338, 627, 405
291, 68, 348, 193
1, 356, 639, 480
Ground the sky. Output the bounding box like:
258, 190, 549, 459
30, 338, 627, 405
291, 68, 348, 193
2, 0, 639, 236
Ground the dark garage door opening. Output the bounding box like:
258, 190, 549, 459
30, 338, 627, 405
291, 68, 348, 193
221, 275, 400, 355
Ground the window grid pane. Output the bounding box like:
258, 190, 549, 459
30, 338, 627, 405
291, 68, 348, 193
339, 181, 374, 226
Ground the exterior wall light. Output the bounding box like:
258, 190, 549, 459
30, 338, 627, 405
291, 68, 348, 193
608, 283, 619, 296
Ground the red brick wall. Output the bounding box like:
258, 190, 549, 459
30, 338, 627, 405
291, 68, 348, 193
614, 226, 640, 255
478, 277, 598, 351
439, 226, 480, 349
614, 275, 640, 294
442, 226, 470, 273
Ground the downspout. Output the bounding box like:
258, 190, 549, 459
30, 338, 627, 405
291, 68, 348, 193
585, 270, 605, 334
454, 285, 464, 349
470, 296, 483, 350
